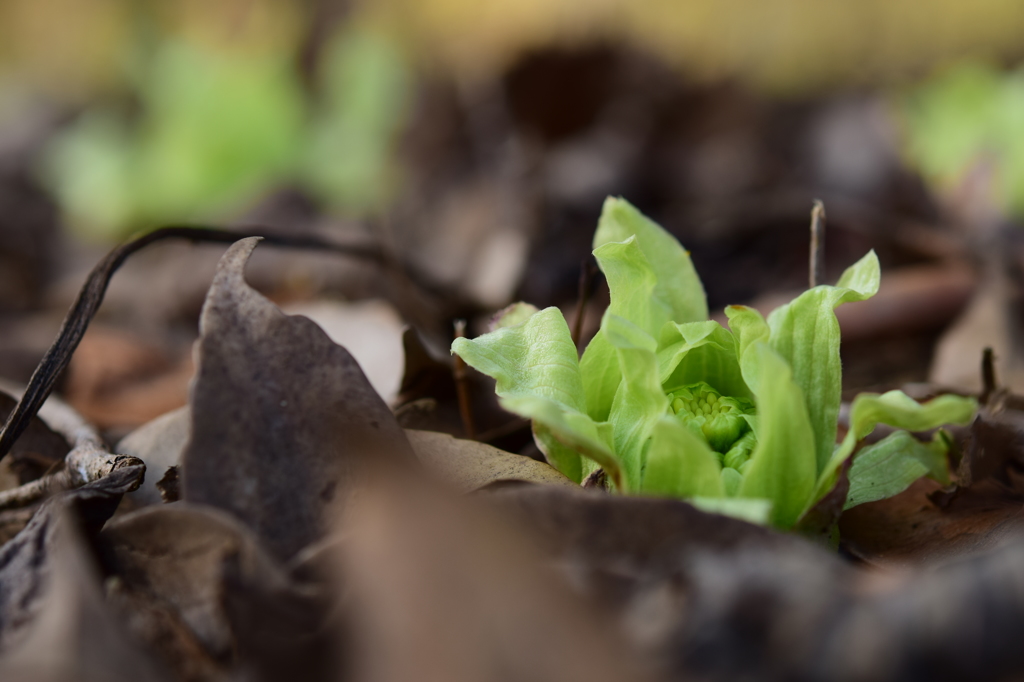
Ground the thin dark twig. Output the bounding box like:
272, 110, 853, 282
571, 257, 595, 352
809, 199, 826, 288
981, 347, 998, 405
0, 225, 433, 463
452, 319, 476, 440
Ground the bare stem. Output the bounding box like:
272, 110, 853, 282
452, 320, 476, 440
0, 391, 142, 511
571, 257, 594, 352
981, 347, 997, 405
809, 200, 826, 288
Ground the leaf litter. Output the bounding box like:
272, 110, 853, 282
2, 222, 1024, 681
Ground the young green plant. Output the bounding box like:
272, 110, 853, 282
452, 198, 976, 529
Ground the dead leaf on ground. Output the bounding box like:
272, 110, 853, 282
181, 237, 416, 561
956, 395, 1024, 488
117, 406, 189, 507
0, 465, 143, 649
487, 486, 1024, 681
0, 504, 168, 682
486, 486, 852, 677
281, 299, 406, 404
489, 486, 810, 573
101, 503, 335, 682
405, 429, 576, 491
336, 472, 658, 682
839, 477, 1024, 565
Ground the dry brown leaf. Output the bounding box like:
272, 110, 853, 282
839, 477, 1024, 565
102, 503, 334, 681
488, 486, 1024, 681
117, 406, 189, 507
336, 473, 659, 682
405, 429, 576, 491
0, 465, 143, 649
281, 299, 405, 404
181, 237, 415, 561
0, 505, 168, 682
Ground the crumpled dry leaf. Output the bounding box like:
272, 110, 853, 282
117, 406, 189, 507
0, 464, 143, 649
488, 485, 807, 571
181, 237, 415, 561
336, 472, 658, 682
405, 429, 576, 491
101, 503, 334, 682
0, 503, 168, 682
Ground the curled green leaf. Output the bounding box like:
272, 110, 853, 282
593, 197, 707, 325
767, 251, 880, 474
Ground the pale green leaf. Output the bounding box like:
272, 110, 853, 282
490, 302, 540, 330
766, 251, 880, 475
578, 234, 663, 423
847, 390, 977, 441
658, 321, 751, 400
721, 467, 743, 496
724, 305, 770, 395
579, 332, 619, 422
603, 313, 667, 491
451, 306, 584, 411
844, 430, 952, 510
452, 306, 599, 483
737, 342, 817, 529
593, 197, 707, 324
641, 416, 724, 498
500, 395, 620, 487
690, 496, 773, 525
593, 236, 662, 335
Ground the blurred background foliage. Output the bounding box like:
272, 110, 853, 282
0, 0, 1022, 411
1, 0, 1024, 237
902, 62, 1024, 219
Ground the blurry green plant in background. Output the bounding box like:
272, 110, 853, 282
301, 29, 410, 216
901, 62, 1024, 220
5, 0, 1024, 238
38, 25, 410, 239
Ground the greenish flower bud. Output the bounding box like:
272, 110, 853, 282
723, 431, 757, 469
669, 382, 755, 453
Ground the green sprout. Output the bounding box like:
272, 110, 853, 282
452, 197, 977, 530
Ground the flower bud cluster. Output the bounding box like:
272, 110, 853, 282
668, 382, 756, 470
